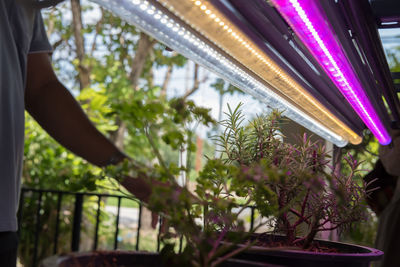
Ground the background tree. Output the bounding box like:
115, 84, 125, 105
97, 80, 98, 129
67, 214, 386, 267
20, 0, 217, 264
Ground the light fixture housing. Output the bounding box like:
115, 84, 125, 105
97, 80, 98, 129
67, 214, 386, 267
156, 0, 362, 145
271, 0, 391, 145
89, 0, 354, 146
157, 0, 362, 144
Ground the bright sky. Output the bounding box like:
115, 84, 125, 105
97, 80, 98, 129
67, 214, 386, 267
379, 28, 400, 59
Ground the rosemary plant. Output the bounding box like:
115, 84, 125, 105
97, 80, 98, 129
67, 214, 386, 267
217, 103, 368, 249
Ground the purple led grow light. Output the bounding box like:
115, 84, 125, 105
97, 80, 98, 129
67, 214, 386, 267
271, 0, 391, 145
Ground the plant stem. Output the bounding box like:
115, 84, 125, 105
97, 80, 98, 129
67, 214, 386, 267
301, 188, 310, 216
144, 124, 174, 180
303, 214, 321, 249
207, 228, 227, 262
210, 241, 254, 267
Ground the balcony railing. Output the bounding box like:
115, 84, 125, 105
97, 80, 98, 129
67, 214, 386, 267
18, 188, 257, 267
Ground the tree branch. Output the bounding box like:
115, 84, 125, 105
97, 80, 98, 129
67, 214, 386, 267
161, 62, 175, 96
207, 228, 227, 262
301, 188, 310, 216
112, 32, 156, 147
52, 38, 64, 51
89, 8, 105, 57
290, 208, 311, 226
71, 0, 90, 90
144, 124, 174, 181
210, 241, 254, 267
183, 64, 208, 99
46, 9, 56, 36
129, 32, 157, 89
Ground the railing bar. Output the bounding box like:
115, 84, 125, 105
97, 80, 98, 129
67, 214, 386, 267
17, 189, 26, 239
136, 204, 142, 251
32, 191, 43, 267
21, 187, 138, 199
250, 207, 255, 231
114, 197, 122, 250
179, 235, 183, 253
53, 192, 63, 254
157, 216, 162, 252
203, 204, 208, 229
93, 196, 102, 251
71, 194, 84, 252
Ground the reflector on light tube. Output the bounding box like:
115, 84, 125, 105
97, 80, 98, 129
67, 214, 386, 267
271, 0, 391, 145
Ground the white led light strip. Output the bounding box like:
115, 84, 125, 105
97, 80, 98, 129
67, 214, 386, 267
89, 0, 348, 146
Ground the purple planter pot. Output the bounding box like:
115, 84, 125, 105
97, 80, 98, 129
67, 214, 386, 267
233, 234, 383, 267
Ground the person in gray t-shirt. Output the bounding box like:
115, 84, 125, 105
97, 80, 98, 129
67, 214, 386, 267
1, 1, 157, 266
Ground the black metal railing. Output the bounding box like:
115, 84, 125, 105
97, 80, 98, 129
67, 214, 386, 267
18, 188, 152, 267
18, 188, 257, 267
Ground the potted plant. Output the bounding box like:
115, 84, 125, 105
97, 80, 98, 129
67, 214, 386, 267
131, 103, 383, 267
203, 104, 383, 267
44, 103, 383, 267
42, 99, 267, 267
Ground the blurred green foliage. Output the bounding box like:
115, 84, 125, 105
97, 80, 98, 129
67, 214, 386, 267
20, 1, 217, 265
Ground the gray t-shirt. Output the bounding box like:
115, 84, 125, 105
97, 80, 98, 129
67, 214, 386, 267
0, 0, 52, 232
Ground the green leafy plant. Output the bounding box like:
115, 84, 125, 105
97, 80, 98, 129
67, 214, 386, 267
105, 102, 369, 266
102, 98, 264, 267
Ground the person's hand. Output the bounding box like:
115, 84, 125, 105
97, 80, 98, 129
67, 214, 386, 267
120, 175, 169, 230
379, 129, 400, 177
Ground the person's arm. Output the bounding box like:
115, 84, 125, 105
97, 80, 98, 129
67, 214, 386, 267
25, 52, 152, 203
25, 53, 123, 167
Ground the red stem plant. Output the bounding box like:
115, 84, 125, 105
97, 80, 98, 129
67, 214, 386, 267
217, 103, 368, 249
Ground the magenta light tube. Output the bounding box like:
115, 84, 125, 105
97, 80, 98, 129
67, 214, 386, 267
271, 0, 391, 145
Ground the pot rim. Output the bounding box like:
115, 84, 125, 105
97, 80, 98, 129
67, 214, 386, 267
225, 233, 383, 262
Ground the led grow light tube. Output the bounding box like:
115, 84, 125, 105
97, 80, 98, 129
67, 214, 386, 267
89, 0, 348, 146
271, 0, 391, 145
156, 0, 362, 145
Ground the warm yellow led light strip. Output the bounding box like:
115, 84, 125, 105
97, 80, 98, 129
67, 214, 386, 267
157, 0, 362, 144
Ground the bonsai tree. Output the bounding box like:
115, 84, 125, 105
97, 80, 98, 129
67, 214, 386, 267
216, 103, 369, 250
